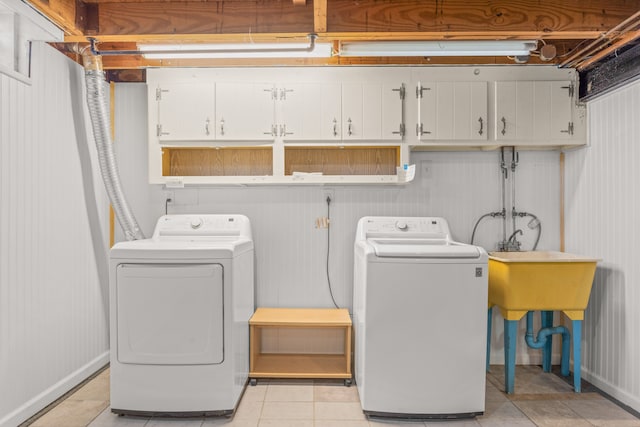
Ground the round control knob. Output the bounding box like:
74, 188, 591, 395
396, 220, 408, 231
190, 217, 203, 229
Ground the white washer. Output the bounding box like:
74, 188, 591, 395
109, 214, 254, 417
353, 216, 488, 419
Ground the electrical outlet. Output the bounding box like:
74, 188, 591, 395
163, 190, 175, 202
323, 188, 335, 201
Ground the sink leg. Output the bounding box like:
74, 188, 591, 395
504, 319, 518, 394
487, 307, 493, 372
573, 320, 582, 392
541, 311, 553, 372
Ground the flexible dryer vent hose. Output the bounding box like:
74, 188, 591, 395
82, 53, 145, 241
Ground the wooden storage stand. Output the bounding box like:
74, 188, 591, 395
249, 308, 352, 385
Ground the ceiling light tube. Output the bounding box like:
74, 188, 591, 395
138, 34, 332, 59
339, 40, 537, 57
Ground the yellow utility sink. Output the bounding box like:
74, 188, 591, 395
487, 250, 599, 394
488, 251, 598, 321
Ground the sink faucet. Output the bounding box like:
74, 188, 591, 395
502, 229, 523, 251
508, 229, 523, 243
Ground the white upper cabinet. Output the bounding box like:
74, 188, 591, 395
495, 80, 574, 142
155, 83, 215, 142
416, 81, 487, 141
215, 82, 276, 140
278, 83, 341, 140
342, 83, 405, 140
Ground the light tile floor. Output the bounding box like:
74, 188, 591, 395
24, 365, 640, 427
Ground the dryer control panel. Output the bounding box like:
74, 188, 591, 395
153, 214, 252, 239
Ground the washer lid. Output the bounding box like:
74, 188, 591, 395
368, 238, 482, 258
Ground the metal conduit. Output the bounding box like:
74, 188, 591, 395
560, 10, 640, 69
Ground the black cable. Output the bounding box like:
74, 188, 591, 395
325, 196, 339, 309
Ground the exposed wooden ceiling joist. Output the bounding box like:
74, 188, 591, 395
24, 0, 640, 72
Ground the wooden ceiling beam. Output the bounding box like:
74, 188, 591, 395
314, 0, 327, 34
65, 31, 603, 44
98, 54, 551, 71
28, 0, 640, 72
71, 0, 637, 37
327, 0, 637, 33
27, 0, 85, 35
92, 1, 313, 35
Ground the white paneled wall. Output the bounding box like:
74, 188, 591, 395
115, 83, 562, 364
0, 43, 110, 427
565, 80, 640, 412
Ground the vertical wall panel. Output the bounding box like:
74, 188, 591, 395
565, 80, 640, 412
115, 83, 562, 365
0, 43, 110, 427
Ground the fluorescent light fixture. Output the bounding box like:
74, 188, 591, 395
139, 41, 332, 59
339, 40, 537, 57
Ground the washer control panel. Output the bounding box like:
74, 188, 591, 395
356, 216, 451, 240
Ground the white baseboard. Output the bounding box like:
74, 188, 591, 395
0, 351, 109, 427
582, 368, 640, 414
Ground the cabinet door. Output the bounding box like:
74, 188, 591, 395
378, 83, 405, 140
216, 82, 275, 140
417, 81, 487, 141
495, 80, 573, 141
343, 83, 404, 140
279, 83, 341, 140
548, 81, 574, 139
155, 83, 215, 142
454, 82, 487, 140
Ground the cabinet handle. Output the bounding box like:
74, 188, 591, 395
560, 122, 574, 135
347, 118, 353, 136
416, 123, 431, 136
501, 117, 507, 136
220, 118, 225, 136
478, 117, 484, 136
205, 118, 210, 136
332, 118, 338, 137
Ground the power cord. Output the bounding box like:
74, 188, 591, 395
325, 196, 339, 309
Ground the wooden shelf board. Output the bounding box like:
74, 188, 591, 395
250, 353, 350, 378
250, 308, 352, 327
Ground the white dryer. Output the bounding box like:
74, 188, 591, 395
353, 216, 488, 419
109, 214, 254, 416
